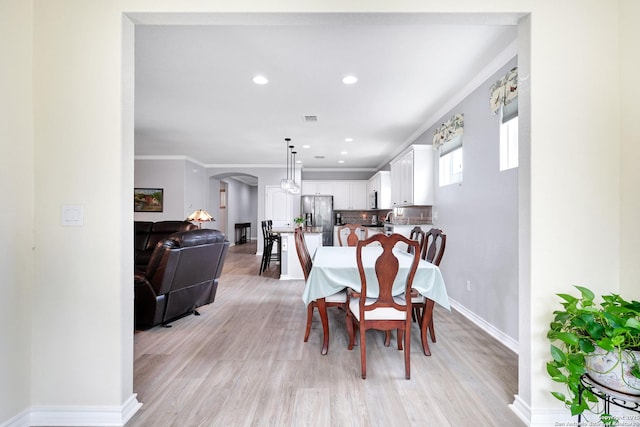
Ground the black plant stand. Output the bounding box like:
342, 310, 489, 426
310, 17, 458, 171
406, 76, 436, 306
578, 375, 640, 425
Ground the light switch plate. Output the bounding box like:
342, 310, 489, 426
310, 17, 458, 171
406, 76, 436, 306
62, 205, 84, 226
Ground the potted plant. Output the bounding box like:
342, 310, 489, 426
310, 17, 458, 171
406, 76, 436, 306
293, 216, 305, 228
546, 285, 640, 423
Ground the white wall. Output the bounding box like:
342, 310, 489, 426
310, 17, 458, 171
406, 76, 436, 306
619, 0, 640, 300
426, 57, 519, 342
134, 158, 186, 221
3, 2, 637, 426
0, 0, 33, 422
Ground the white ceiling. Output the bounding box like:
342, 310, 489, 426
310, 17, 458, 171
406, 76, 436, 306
134, 13, 518, 172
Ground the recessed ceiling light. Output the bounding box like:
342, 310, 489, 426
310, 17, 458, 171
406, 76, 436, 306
303, 145, 311, 149
252, 75, 268, 85
341, 151, 348, 155
342, 75, 358, 85
338, 160, 345, 164
345, 138, 353, 142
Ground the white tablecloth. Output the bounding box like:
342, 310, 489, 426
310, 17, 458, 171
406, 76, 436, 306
302, 246, 450, 310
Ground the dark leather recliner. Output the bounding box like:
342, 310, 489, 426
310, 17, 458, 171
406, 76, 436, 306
134, 220, 198, 271
134, 229, 229, 329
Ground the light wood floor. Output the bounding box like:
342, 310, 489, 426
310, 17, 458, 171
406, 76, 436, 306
127, 241, 523, 426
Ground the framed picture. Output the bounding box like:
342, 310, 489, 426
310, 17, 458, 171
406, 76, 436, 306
134, 188, 163, 212
220, 188, 227, 208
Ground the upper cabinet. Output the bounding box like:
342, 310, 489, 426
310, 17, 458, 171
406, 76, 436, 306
301, 181, 334, 196
368, 171, 391, 209
302, 180, 368, 210
390, 145, 434, 206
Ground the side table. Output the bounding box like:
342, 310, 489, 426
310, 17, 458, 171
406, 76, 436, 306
234, 222, 251, 245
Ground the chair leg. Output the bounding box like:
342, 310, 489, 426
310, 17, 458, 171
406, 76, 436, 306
304, 303, 314, 342
384, 331, 391, 347
360, 327, 367, 379
259, 240, 272, 274
420, 299, 435, 356
346, 312, 355, 350
404, 325, 411, 380
397, 329, 403, 350
425, 299, 436, 342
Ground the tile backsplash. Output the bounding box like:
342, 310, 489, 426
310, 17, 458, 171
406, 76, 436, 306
391, 206, 433, 225
335, 206, 432, 226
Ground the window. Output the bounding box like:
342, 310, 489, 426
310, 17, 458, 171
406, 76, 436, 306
500, 116, 519, 171
439, 137, 463, 186
499, 95, 518, 171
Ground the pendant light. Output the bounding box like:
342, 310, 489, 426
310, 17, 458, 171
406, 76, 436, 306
290, 149, 300, 194
280, 138, 292, 190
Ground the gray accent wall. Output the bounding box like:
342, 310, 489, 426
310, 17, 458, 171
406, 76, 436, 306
416, 57, 519, 343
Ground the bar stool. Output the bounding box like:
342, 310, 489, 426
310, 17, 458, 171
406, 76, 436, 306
267, 220, 281, 269
259, 220, 281, 275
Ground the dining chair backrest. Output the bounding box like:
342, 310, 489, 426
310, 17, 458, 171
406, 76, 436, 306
337, 223, 368, 247
261, 220, 270, 241
422, 228, 446, 266
407, 226, 426, 255
356, 233, 420, 309
294, 227, 313, 280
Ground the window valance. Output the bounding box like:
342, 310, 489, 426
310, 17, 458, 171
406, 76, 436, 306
490, 66, 518, 115
432, 113, 464, 149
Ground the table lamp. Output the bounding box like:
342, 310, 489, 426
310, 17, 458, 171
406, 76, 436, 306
186, 209, 214, 228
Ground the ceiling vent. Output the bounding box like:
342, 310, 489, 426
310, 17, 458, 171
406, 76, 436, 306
303, 115, 318, 122
314, 155, 325, 159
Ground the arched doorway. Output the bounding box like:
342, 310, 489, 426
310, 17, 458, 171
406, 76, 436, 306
211, 173, 258, 248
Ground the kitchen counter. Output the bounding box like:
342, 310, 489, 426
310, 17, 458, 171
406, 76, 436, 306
271, 226, 323, 234
275, 228, 323, 280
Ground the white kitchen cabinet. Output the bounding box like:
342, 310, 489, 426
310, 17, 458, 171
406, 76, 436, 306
390, 145, 434, 206
349, 181, 367, 210
302, 181, 334, 196
368, 171, 391, 209
332, 182, 350, 209
302, 180, 367, 210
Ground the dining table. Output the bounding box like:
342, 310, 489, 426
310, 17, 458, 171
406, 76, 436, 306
302, 245, 450, 355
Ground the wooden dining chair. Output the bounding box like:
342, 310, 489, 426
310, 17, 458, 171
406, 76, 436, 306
407, 226, 426, 255
337, 223, 367, 246
346, 233, 421, 379
294, 227, 346, 344
412, 227, 447, 355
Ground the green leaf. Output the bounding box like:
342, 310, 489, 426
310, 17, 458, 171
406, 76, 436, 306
546, 362, 562, 375
611, 335, 625, 346
555, 332, 580, 346
550, 345, 566, 363
550, 391, 566, 402
587, 322, 605, 340
598, 337, 615, 351
575, 285, 595, 301
579, 338, 595, 353
557, 293, 578, 304
570, 399, 589, 416
625, 318, 640, 330
631, 363, 640, 379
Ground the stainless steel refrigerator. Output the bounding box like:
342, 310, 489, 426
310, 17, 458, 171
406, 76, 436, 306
301, 195, 334, 246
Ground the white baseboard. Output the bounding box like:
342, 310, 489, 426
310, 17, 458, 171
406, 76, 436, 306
1, 409, 29, 427
448, 297, 519, 354
25, 393, 141, 426
509, 394, 531, 426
